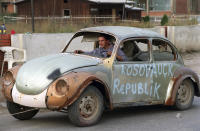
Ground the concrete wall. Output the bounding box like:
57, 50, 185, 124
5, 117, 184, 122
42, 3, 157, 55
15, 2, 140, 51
11, 33, 74, 60
167, 26, 200, 52
149, 26, 200, 52
11, 25, 200, 60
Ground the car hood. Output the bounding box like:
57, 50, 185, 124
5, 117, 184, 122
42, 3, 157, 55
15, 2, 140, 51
16, 53, 102, 95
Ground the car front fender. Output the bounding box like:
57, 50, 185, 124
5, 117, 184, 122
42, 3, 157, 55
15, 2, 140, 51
46, 71, 112, 110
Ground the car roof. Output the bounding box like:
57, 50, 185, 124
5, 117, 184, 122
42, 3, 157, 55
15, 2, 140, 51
79, 26, 167, 41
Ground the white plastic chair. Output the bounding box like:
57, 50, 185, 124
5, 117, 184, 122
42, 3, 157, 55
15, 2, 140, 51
0, 46, 26, 76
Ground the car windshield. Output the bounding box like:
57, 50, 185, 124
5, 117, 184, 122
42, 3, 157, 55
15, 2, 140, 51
65, 32, 116, 59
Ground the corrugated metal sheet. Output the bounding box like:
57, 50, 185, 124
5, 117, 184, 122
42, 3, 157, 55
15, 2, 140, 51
125, 4, 144, 10
14, 0, 135, 4
14, 0, 26, 3
88, 0, 135, 4
1, 0, 12, 2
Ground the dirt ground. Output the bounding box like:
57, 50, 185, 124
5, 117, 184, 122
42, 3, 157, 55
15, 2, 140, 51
0, 52, 200, 108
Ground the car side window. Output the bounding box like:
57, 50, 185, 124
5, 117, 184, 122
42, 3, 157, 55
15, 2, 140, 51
120, 39, 150, 62
152, 39, 176, 61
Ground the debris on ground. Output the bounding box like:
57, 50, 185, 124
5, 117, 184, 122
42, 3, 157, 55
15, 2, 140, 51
176, 113, 182, 119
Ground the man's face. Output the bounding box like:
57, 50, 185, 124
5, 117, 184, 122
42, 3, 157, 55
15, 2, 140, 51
98, 37, 108, 48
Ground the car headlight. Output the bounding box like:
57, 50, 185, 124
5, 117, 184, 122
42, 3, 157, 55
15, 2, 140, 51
3, 71, 14, 86
55, 79, 69, 96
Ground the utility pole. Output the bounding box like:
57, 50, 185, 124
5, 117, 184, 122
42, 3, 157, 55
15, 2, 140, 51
31, 0, 35, 33
171, 0, 174, 14
188, 0, 191, 15
122, 3, 125, 20
122, 0, 126, 20
146, 0, 149, 16
0, 1, 2, 14
13, 0, 17, 13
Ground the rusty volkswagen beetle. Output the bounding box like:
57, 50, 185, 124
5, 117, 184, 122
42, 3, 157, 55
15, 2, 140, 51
2, 26, 200, 126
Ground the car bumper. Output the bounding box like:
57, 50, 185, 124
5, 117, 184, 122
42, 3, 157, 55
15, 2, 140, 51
12, 84, 47, 108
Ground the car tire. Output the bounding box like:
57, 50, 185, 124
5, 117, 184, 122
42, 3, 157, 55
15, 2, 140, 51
174, 79, 194, 110
68, 86, 104, 127
7, 101, 39, 120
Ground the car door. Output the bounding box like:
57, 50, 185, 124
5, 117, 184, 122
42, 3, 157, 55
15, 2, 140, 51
112, 38, 154, 104
151, 39, 180, 101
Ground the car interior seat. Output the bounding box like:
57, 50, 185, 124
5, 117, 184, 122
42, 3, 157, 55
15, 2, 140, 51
122, 41, 141, 61
121, 41, 135, 61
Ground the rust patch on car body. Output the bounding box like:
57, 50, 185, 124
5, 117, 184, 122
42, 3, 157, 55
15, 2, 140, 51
2, 65, 21, 101
165, 67, 200, 106
2, 80, 14, 101
46, 72, 112, 110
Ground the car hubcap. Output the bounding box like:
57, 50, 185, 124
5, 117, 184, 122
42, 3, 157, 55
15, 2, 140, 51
177, 83, 191, 104
79, 96, 97, 118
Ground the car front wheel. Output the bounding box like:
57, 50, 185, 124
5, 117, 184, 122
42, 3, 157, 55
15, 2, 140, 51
174, 79, 194, 110
68, 86, 104, 126
7, 101, 39, 120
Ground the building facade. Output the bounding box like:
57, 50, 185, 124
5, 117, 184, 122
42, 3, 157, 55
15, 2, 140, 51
136, 0, 200, 17
15, 0, 142, 20
0, 0, 16, 14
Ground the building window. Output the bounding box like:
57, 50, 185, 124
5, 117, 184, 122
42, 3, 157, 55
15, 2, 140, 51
2, 4, 8, 13
64, 9, 70, 17
64, 0, 68, 3
137, 0, 171, 11
149, 0, 171, 11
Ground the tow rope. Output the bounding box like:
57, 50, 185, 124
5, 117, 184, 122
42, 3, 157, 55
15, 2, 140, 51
0, 108, 39, 117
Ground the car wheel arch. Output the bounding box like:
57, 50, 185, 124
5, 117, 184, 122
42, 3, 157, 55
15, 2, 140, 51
65, 75, 113, 110
89, 81, 113, 110
165, 67, 200, 106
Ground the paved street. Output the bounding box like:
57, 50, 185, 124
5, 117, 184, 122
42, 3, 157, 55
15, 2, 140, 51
0, 52, 200, 131
0, 98, 200, 131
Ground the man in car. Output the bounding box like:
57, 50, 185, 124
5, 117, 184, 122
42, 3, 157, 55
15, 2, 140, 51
75, 34, 127, 61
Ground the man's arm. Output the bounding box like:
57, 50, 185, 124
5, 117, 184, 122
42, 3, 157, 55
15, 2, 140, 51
106, 50, 126, 61
116, 55, 123, 61
74, 50, 84, 54
117, 49, 128, 61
